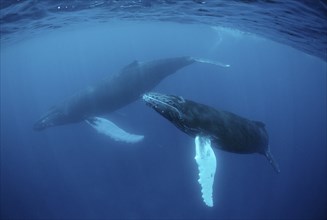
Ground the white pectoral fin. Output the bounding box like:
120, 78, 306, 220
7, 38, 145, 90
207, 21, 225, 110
194, 136, 217, 207
192, 57, 230, 68
85, 117, 144, 143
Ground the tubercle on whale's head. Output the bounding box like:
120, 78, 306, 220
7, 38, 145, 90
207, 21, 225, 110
33, 107, 66, 131
142, 92, 186, 123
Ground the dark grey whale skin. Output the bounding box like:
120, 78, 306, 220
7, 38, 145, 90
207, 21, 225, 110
143, 93, 280, 173
33, 57, 195, 131
144, 93, 268, 154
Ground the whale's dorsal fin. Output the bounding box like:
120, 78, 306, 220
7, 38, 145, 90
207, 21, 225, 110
194, 136, 217, 207
85, 117, 144, 143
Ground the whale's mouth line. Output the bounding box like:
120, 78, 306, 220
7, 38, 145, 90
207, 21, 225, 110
142, 93, 183, 119
33, 107, 65, 131
33, 117, 54, 131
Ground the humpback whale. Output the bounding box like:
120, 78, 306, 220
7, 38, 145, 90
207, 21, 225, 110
142, 92, 280, 207
34, 57, 229, 142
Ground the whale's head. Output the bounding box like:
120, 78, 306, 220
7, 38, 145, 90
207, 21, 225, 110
142, 92, 189, 128
33, 107, 67, 131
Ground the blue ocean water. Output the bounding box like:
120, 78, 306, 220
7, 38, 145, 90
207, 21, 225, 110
1, 1, 326, 220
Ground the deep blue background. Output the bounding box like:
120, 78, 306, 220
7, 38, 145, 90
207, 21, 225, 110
1, 22, 326, 219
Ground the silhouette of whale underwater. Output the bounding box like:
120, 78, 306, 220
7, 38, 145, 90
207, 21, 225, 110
34, 56, 229, 142
143, 92, 280, 207
34, 56, 278, 208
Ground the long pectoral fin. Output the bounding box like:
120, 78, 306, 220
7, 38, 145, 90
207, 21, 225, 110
192, 57, 230, 68
265, 149, 280, 173
194, 136, 217, 207
86, 117, 144, 143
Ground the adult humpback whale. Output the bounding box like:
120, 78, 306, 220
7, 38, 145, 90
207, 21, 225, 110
142, 92, 280, 207
34, 56, 229, 142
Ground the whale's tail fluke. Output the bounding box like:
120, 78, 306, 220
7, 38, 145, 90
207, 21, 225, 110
191, 57, 230, 68
86, 117, 144, 143
264, 149, 280, 174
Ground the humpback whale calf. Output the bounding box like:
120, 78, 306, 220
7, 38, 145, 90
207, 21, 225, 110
34, 56, 229, 143
142, 92, 280, 207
